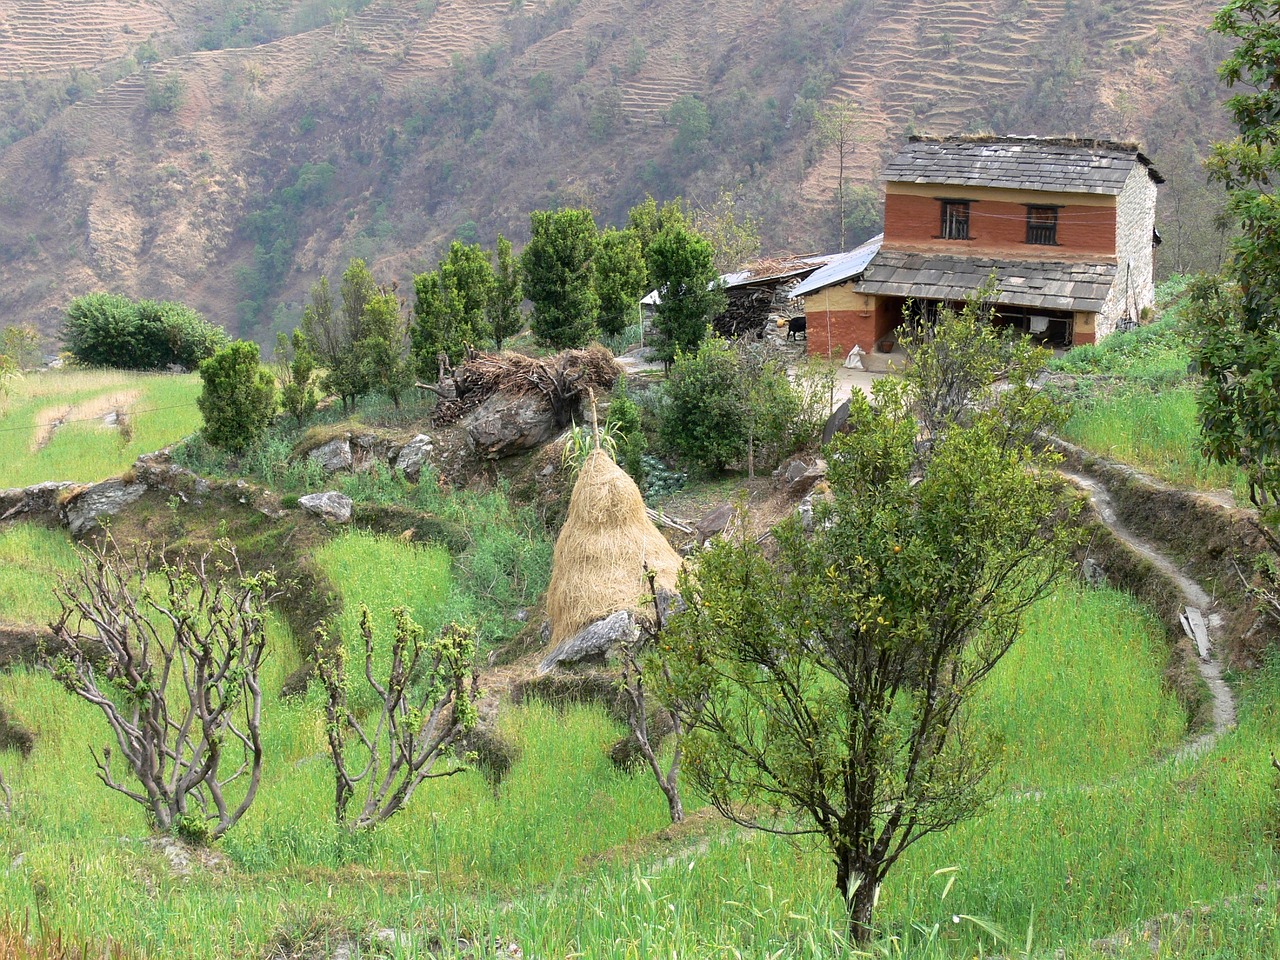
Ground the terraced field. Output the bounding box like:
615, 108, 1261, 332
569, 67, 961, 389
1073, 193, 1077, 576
0, 0, 176, 75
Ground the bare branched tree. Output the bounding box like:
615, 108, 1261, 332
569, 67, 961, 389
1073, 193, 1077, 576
316, 606, 479, 830
617, 569, 700, 824
49, 535, 280, 845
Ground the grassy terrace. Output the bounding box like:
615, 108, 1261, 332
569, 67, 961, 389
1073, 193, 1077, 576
1050, 286, 1249, 499
0, 520, 1273, 958
0, 369, 201, 488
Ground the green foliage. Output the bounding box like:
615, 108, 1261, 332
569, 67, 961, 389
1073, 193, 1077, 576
647, 222, 725, 365
660, 306, 1076, 941
411, 240, 496, 368
659, 336, 746, 472
667, 94, 710, 158
236, 163, 336, 329
357, 288, 414, 409
63, 293, 228, 370
606, 377, 647, 483
1190, 0, 1280, 504
276, 329, 319, 427
627, 194, 687, 260
0, 323, 43, 369
1050, 312, 1189, 381
144, 74, 186, 114
522, 207, 600, 349
488, 234, 524, 349
198, 340, 278, 453
595, 227, 648, 337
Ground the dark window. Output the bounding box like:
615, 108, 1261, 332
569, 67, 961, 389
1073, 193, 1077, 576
940, 201, 970, 240
1026, 206, 1058, 245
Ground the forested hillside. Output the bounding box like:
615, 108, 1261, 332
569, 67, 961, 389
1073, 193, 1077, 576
0, 0, 1234, 341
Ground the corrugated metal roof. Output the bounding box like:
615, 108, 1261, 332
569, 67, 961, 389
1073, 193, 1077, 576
881, 135, 1163, 195
855, 250, 1116, 312
790, 235, 884, 297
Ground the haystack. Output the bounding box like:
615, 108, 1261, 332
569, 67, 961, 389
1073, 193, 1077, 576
546, 449, 683, 644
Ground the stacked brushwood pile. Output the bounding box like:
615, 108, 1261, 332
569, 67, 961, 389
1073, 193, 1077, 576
712, 287, 773, 339
430, 346, 621, 428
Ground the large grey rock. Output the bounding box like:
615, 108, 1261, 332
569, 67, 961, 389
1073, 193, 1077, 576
464, 393, 563, 460
0, 481, 76, 523
539, 610, 637, 673
298, 491, 353, 523
63, 480, 147, 535
308, 436, 353, 474
393, 434, 435, 481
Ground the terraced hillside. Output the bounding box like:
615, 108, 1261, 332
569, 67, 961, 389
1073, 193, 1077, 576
0, 0, 1234, 340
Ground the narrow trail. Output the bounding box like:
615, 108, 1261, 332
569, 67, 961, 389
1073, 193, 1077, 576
1060, 467, 1238, 757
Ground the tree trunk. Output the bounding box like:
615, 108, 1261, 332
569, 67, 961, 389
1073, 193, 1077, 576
663, 781, 684, 824
837, 854, 878, 945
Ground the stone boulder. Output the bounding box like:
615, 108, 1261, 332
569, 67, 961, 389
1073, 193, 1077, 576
538, 609, 636, 673
464, 393, 564, 460
63, 479, 147, 536
308, 436, 353, 474
298, 491, 353, 524
393, 434, 435, 481
0, 481, 76, 523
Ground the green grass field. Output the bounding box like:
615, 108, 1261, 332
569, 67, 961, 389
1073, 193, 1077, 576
1049, 305, 1252, 499
0, 369, 201, 487
1, 516, 1270, 959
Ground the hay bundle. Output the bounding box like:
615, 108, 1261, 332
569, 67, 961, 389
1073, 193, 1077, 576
546, 449, 683, 644
432, 346, 621, 426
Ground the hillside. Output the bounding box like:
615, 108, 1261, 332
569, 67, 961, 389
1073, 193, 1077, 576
0, 0, 1233, 341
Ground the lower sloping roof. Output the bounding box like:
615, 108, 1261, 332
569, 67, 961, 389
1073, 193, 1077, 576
790, 235, 884, 298
857, 250, 1117, 313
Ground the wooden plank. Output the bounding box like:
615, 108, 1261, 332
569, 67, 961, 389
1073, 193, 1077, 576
1181, 606, 1211, 660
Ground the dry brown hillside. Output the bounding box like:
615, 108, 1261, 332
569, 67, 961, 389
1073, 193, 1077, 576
0, 0, 1233, 341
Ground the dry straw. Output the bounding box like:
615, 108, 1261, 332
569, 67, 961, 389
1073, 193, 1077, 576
546, 449, 682, 643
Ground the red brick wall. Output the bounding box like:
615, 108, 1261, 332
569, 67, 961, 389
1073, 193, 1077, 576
806, 302, 902, 358
806, 308, 875, 359
883, 193, 1117, 257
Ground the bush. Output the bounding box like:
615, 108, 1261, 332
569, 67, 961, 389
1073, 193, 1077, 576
63, 293, 229, 370
606, 377, 647, 484
660, 337, 747, 472
198, 341, 278, 453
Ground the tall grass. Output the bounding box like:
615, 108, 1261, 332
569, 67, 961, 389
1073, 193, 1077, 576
4, 516, 1264, 959
0, 370, 200, 486
0, 526, 79, 624
1063, 384, 1248, 496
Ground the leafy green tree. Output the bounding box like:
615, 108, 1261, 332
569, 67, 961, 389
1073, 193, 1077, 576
275, 329, 318, 427
411, 241, 495, 369
627, 195, 686, 261
1190, 0, 1280, 505
667, 94, 710, 159
198, 340, 277, 453
359, 288, 414, 409
595, 228, 648, 337
647, 223, 725, 366
522, 208, 600, 349
63, 294, 227, 370
489, 234, 524, 350
659, 337, 747, 472
659, 306, 1074, 944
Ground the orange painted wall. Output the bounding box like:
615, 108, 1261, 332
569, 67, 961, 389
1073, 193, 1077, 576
883, 193, 1117, 257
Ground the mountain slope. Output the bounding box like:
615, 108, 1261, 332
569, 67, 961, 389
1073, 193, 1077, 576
0, 0, 1233, 340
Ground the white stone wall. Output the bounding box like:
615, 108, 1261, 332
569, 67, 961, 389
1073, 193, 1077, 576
1098, 164, 1159, 339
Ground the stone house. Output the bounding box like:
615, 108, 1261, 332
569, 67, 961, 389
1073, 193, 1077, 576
795, 135, 1164, 360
